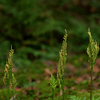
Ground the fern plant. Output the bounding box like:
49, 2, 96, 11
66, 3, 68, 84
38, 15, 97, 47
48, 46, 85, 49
3, 46, 17, 100
50, 29, 67, 100
57, 29, 67, 100
2, 29, 100, 100
69, 29, 99, 100
87, 28, 99, 100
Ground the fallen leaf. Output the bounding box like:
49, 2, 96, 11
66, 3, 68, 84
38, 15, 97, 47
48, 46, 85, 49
12, 67, 18, 72
81, 89, 87, 92
83, 74, 90, 79
60, 90, 62, 96
36, 79, 41, 84
66, 63, 77, 72
95, 58, 100, 65
93, 82, 100, 87
71, 86, 75, 90
45, 76, 50, 80
64, 86, 68, 90
16, 87, 22, 91
93, 65, 100, 73
75, 77, 84, 84
44, 68, 52, 75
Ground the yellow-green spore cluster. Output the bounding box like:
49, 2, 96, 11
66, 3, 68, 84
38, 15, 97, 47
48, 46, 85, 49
87, 28, 99, 68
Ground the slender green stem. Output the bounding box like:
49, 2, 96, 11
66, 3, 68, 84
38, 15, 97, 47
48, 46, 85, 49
52, 88, 54, 100
59, 87, 60, 100
6, 83, 9, 100
62, 76, 65, 100
7, 71, 12, 100
7, 79, 10, 100
13, 91, 15, 100
90, 67, 93, 100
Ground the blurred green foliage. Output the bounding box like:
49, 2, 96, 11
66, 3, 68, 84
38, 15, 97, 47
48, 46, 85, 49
0, 0, 100, 67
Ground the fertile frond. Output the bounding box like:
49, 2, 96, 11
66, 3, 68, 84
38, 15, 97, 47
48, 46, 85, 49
3, 66, 9, 84
3, 46, 14, 85
57, 30, 67, 87
87, 28, 99, 68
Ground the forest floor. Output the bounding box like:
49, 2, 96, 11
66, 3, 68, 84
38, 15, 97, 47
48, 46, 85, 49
1, 54, 100, 100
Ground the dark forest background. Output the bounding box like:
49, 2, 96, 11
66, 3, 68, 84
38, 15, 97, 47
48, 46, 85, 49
0, 0, 100, 67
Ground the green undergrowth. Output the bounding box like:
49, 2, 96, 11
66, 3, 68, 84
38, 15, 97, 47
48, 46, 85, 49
1, 55, 100, 99
1, 88, 100, 100
1, 57, 100, 99
0, 89, 12, 100
1, 54, 100, 100
1, 29, 100, 100
70, 89, 100, 100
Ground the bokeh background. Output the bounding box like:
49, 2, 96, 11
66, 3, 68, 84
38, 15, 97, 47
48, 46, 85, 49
0, 0, 100, 67
0, 0, 100, 99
